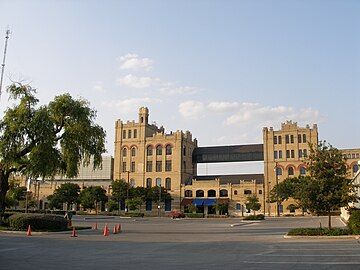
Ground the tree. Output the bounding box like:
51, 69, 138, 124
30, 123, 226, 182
5, 179, 27, 209
111, 180, 129, 204
125, 197, 143, 211
0, 83, 106, 217
246, 195, 261, 215
216, 203, 228, 215
80, 186, 108, 213
47, 183, 80, 210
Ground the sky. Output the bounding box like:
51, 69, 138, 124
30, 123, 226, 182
0, 0, 359, 175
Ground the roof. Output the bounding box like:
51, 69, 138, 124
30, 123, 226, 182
194, 174, 264, 184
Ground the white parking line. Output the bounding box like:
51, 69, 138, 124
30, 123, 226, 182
242, 261, 360, 265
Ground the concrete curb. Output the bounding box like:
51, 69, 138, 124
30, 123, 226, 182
0, 228, 93, 235
284, 234, 360, 239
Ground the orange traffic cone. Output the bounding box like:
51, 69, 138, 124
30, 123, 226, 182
26, 225, 32, 236
93, 222, 98, 230
71, 227, 78, 237
117, 224, 121, 233
113, 225, 117, 234
103, 224, 109, 236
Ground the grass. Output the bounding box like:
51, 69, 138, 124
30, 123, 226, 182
287, 227, 354, 236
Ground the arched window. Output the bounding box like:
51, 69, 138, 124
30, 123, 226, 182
130, 179, 135, 188
244, 190, 252, 195
156, 145, 162, 155
276, 167, 282, 176
131, 147, 136, 157
165, 178, 171, 190
196, 190, 204, 197
288, 167, 294, 176
146, 178, 152, 188
122, 147, 127, 157
147, 146, 153, 156
300, 166, 306, 176
234, 190, 238, 195
219, 189, 228, 197
166, 145, 172, 155
156, 178, 161, 187
353, 164, 359, 174
185, 190, 193, 197
207, 190, 216, 197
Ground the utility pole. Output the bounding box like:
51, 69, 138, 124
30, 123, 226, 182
0, 28, 10, 100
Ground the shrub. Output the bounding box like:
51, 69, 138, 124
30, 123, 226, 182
244, 214, 265, 220
124, 212, 144, 218
169, 211, 185, 219
348, 210, 360, 234
9, 213, 68, 231
185, 213, 204, 218
287, 227, 352, 236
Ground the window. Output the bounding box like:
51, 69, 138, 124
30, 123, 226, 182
356, 153, 360, 158
183, 161, 186, 171
122, 147, 127, 157
185, 190, 193, 197
303, 134, 307, 143
244, 190, 252, 195
165, 199, 171, 211
236, 203, 242, 211
303, 149, 308, 157
279, 150, 283, 159
130, 179, 135, 187
286, 150, 290, 158
259, 190, 262, 194
352, 154, 356, 159
285, 135, 289, 144
274, 151, 278, 159
131, 162, 135, 172
165, 178, 171, 190
196, 190, 204, 197
122, 162, 126, 173
274, 136, 277, 144
146, 200, 152, 211
220, 189, 228, 197
156, 161, 162, 172
353, 164, 359, 174
299, 149, 303, 158
165, 160, 172, 171
207, 190, 216, 197
123, 130, 126, 139
146, 178, 152, 188
291, 150, 295, 158
298, 134, 302, 143
131, 147, 136, 157
276, 167, 282, 176
300, 166, 306, 176
166, 145, 172, 155
128, 130, 132, 138
278, 136, 282, 144
156, 178, 161, 187
134, 129, 137, 138
146, 161, 152, 172
156, 145, 162, 155
183, 146, 186, 156
234, 190, 238, 195
288, 167, 294, 176
290, 135, 294, 143
147, 145, 153, 156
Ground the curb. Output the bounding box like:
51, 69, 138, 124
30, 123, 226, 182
0, 228, 93, 235
284, 234, 360, 239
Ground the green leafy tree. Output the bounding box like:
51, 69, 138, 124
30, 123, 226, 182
80, 186, 108, 213
125, 197, 143, 211
216, 203, 229, 215
111, 180, 129, 204
246, 195, 261, 215
5, 179, 27, 209
47, 183, 80, 210
0, 83, 106, 217
106, 200, 119, 212
146, 187, 171, 202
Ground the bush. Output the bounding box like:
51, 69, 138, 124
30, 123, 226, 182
244, 214, 265, 220
9, 213, 68, 231
348, 210, 360, 234
185, 213, 204, 218
287, 227, 353, 236
169, 211, 185, 219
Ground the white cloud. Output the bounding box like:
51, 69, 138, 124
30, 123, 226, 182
118, 53, 153, 71
178, 100, 206, 119
207, 101, 239, 112
93, 81, 105, 92
160, 85, 200, 95
117, 74, 161, 89
102, 97, 162, 114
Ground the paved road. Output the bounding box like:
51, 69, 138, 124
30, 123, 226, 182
0, 216, 359, 270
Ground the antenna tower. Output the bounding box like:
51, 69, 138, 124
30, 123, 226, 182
0, 28, 10, 100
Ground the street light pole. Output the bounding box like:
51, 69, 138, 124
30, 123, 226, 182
126, 170, 130, 212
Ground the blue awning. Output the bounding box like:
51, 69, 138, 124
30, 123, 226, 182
192, 199, 205, 206
192, 199, 217, 206
203, 199, 217, 206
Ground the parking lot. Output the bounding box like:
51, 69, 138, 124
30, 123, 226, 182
0, 216, 359, 270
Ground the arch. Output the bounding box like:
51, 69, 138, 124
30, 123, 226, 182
207, 189, 216, 197
196, 190, 204, 197
297, 163, 307, 170
285, 164, 296, 170
156, 178, 161, 187
219, 189, 228, 197
234, 190, 238, 195
185, 190, 193, 197
165, 144, 173, 155
276, 167, 283, 176
146, 145, 153, 156
146, 178, 152, 188
122, 147, 128, 157
244, 190, 252, 195
299, 166, 306, 176
131, 147, 136, 157
165, 178, 171, 190
288, 166, 295, 176
156, 145, 163, 155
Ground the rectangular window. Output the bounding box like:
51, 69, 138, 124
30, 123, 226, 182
274, 151, 278, 159
303, 149, 308, 157
134, 129, 137, 138
128, 130, 132, 138
278, 136, 282, 144
274, 136, 277, 145
303, 134, 307, 143
183, 147, 186, 156
299, 149, 303, 158
122, 130, 126, 139
146, 161, 152, 172
131, 162, 135, 172
156, 178, 161, 187
279, 150, 283, 159
122, 162, 126, 173
145, 200, 152, 211
298, 134, 302, 143
290, 135, 294, 143
156, 161, 162, 172
285, 135, 289, 144
286, 150, 290, 158
291, 150, 295, 158
165, 160, 172, 171
236, 203, 241, 211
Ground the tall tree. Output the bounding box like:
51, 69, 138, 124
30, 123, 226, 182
79, 186, 108, 213
245, 195, 261, 215
47, 183, 80, 210
0, 83, 106, 217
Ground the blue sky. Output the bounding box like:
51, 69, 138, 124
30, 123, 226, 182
0, 0, 359, 174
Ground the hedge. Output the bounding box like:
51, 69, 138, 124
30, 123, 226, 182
9, 213, 68, 231
185, 213, 204, 218
244, 214, 265, 220
348, 210, 360, 234
287, 227, 352, 236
